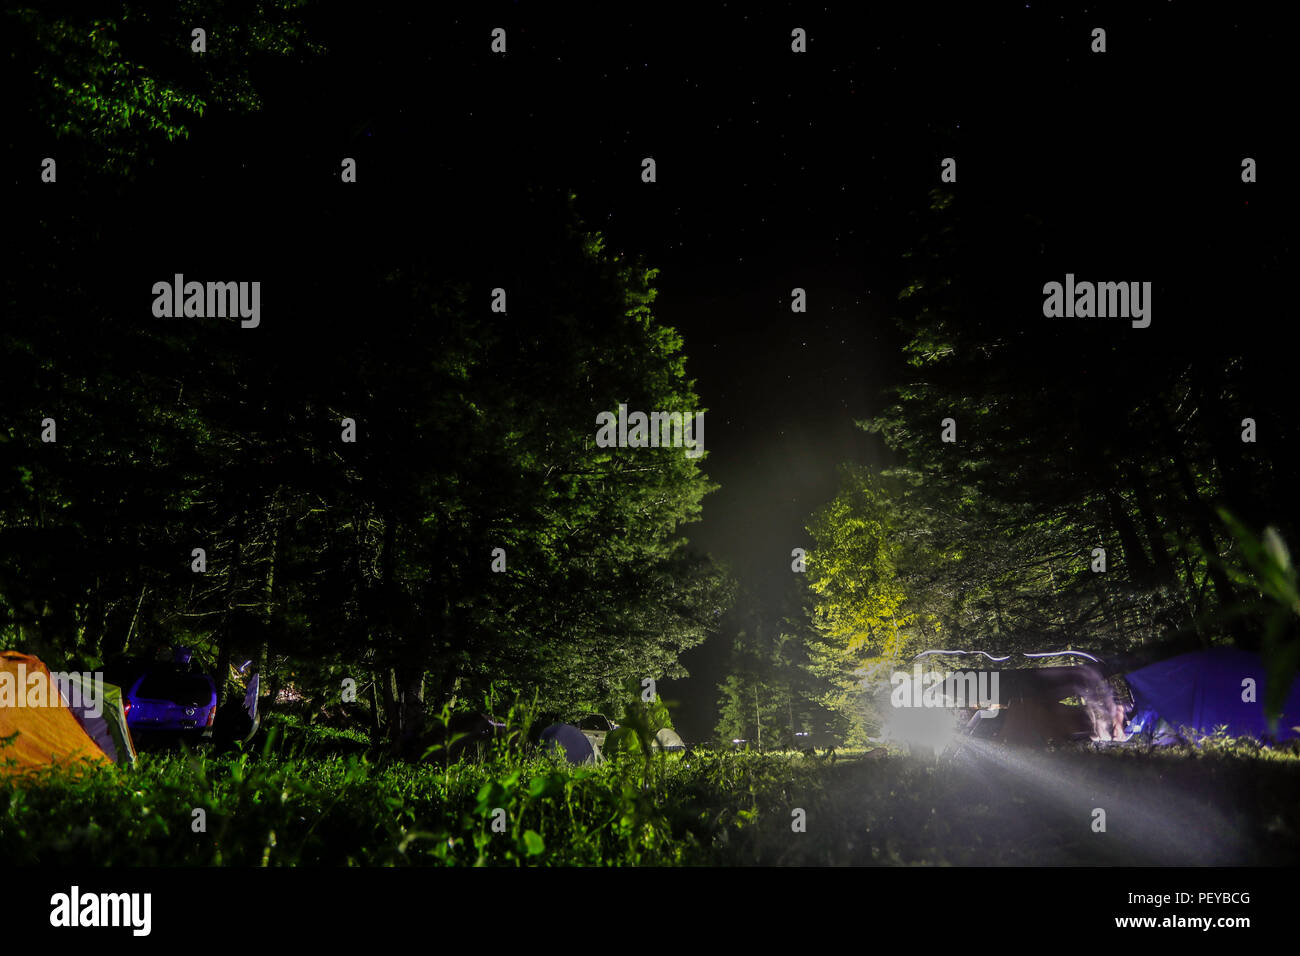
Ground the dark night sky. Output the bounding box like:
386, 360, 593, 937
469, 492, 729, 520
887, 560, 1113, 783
79, 3, 1284, 739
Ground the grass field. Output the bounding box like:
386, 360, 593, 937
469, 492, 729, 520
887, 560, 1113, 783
4, 716, 1299, 866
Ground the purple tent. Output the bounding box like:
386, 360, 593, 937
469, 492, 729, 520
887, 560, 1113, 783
1124, 648, 1300, 742
539, 723, 596, 764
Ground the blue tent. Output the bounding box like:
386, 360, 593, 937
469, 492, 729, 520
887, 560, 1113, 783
1124, 648, 1300, 742
539, 723, 596, 765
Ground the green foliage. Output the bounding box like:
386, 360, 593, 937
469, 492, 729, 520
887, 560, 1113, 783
12, 8, 202, 165
6, 735, 1296, 866
8, 1, 321, 181
806, 466, 927, 660
712, 574, 833, 749
2, 90, 729, 737
813, 177, 1294, 687
715, 671, 797, 749
603, 726, 643, 755
0, 735, 823, 866
1215, 512, 1300, 734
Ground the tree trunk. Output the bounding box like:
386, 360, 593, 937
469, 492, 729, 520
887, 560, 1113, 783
369, 670, 385, 745
380, 667, 401, 748
256, 517, 278, 717
80, 579, 107, 662
1124, 461, 1197, 632
123, 584, 147, 656
397, 665, 426, 741
213, 628, 233, 702
1192, 361, 1266, 532
1154, 402, 1236, 612
1124, 462, 1177, 586
1103, 488, 1155, 588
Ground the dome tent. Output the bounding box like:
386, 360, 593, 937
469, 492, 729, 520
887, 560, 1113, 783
63, 671, 137, 767
1124, 648, 1300, 743
539, 723, 596, 765
606, 725, 687, 755
603, 695, 687, 757
603, 725, 643, 755
654, 727, 686, 752
0, 652, 116, 776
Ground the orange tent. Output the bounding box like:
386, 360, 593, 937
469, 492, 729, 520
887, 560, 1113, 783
0, 652, 112, 776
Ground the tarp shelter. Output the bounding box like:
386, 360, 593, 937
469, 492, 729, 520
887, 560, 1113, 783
0, 652, 113, 776
64, 672, 136, 767
539, 723, 595, 764
1124, 648, 1300, 742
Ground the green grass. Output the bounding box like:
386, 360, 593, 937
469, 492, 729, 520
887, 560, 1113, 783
0, 715, 814, 866
3, 722, 1299, 866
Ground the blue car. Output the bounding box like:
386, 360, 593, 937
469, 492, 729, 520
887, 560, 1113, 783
114, 656, 219, 749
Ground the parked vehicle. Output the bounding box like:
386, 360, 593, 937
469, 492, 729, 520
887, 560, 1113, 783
106, 651, 218, 749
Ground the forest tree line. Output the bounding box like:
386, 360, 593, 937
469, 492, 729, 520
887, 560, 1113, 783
2, 4, 730, 746
716, 185, 1296, 746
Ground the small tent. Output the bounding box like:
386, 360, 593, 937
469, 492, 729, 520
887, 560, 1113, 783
603, 725, 642, 755
539, 723, 595, 765
1124, 648, 1300, 742
654, 727, 686, 752
64, 672, 136, 767
604, 726, 686, 754
0, 652, 113, 776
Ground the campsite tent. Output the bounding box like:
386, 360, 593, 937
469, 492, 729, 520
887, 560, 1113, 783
0, 652, 114, 776
64, 672, 136, 767
1124, 648, 1300, 742
604, 726, 687, 755
654, 727, 686, 752
539, 723, 596, 764
602, 726, 641, 755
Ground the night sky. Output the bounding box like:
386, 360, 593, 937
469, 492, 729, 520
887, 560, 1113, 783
64, 3, 1284, 739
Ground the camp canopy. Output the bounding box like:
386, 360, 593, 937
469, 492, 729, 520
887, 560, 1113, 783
0, 652, 113, 776
1124, 648, 1300, 742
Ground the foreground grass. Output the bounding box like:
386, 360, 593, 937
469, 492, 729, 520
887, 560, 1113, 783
3, 725, 1299, 865
0, 724, 815, 865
